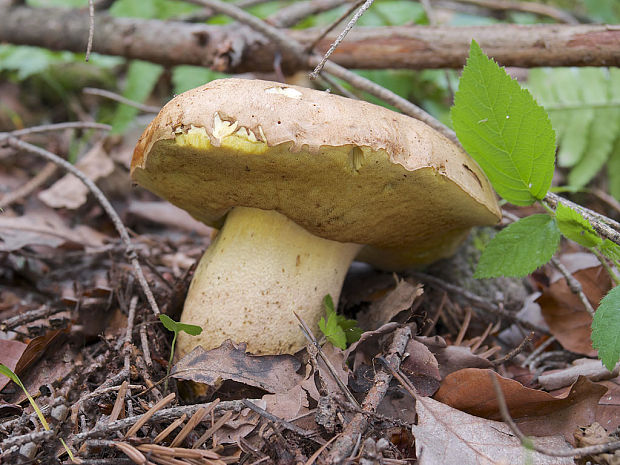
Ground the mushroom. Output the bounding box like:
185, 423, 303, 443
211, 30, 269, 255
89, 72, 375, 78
131, 78, 501, 357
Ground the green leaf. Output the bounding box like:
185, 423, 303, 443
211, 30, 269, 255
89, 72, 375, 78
111, 60, 163, 134
600, 240, 620, 262
475, 214, 561, 278
337, 316, 364, 344
318, 312, 347, 349
159, 314, 202, 336
178, 322, 202, 336
608, 131, 620, 201
110, 0, 199, 19
0, 364, 22, 387
529, 67, 620, 190
323, 294, 335, 313
592, 285, 620, 371
555, 203, 602, 248
172, 66, 226, 95
0, 364, 50, 431
451, 41, 556, 206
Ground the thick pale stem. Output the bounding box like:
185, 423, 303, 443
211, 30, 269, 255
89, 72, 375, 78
177, 206, 362, 357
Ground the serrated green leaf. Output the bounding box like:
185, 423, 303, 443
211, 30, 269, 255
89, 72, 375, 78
323, 294, 335, 314
600, 240, 620, 262
335, 314, 363, 344
111, 60, 163, 134
318, 313, 347, 349
451, 41, 555, 206
592, 285, 620, 371
555, 203, 602, 248
475, 214, 561, 278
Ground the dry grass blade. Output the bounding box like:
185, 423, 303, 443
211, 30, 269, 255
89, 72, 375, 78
138, 444, 222, 459
191, 411, 233, 449
109, 381, 129, 424
154, 414, 187, 444
169, 407, 209, 447
125, 393, 176, 438
114, 441, 148, 464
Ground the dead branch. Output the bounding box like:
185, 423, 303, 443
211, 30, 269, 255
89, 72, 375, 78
0, 6, 618, 71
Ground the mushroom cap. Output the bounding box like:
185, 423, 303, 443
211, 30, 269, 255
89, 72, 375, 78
131, 78, 501, 268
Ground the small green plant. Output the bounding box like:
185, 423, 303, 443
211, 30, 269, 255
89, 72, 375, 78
159, 314, 202, 391
0, 364, 74, 461
318, 295, 363, 350
452, 41, 620, 370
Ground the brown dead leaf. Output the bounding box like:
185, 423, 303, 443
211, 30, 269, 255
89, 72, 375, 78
401, 338, 441, 396
0, 400, 22, 419
0, 211, 108, 251
574, 422, 620, 465
14, 329, 68, 376
344, 322, 399, 371
0, 339, 28, 391
537, 253, 611, 356
128, 201, 212, 235
263, 384, 309, 421
416, 335, 492, 378
171, 341, 303, 394
434, 368, 607, 442
412, 396, 573, 465
595, 376, 620, 432
38, 141, 114, 209
357, 277, 423, 330
213, 407, 261, 444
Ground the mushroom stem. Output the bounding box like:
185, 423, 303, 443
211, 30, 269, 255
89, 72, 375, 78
177, 206, 363, 357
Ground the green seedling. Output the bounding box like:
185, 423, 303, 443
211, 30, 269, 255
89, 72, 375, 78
0, 364, 74, 461
318, 294, 363, 350
159, 314, 202, 392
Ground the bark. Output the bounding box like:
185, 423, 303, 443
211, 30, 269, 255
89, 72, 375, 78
0, 6, 618, 72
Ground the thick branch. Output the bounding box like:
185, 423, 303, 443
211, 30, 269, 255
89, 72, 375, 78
0, 6, 618, 72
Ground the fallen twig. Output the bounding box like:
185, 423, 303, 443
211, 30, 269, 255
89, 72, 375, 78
296, 312, 361, 409
242, 399, 316, 439
5, 136, 161, 317
72, 399, 253, 442
492, 331, 534, 366
325, 325, 411, 464
309, 0, 375, 78
83, 88, 161, 113
409, 271, 550, 334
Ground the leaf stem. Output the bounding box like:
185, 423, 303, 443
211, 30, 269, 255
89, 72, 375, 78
592, 248, 620, 286
164, 331, 178, 394
539, 200, 555, 216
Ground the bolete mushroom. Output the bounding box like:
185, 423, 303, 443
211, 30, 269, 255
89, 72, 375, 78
131, 78, 501, 358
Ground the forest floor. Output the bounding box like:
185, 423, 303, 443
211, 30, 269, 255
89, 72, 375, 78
1, 74, 620, 465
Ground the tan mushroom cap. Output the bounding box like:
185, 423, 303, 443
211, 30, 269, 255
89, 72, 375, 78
131, 78, 501, 269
